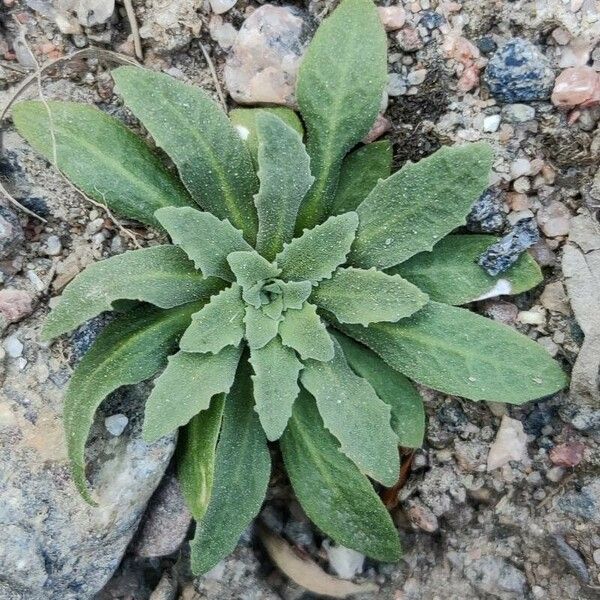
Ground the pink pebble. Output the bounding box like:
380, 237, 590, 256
551, 66, 600, 108
363, 114, 391, 144
0, 289, 33, 324
377, 6, 406, 31
457, 63, 480, 92
549, 442, 585, 468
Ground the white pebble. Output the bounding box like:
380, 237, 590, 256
85, 218, 105, 236
483, 114, 501, 133
323, 541, 365, 579
4, 336, 24, 358
511, 158, 532, 179
105, 414, 129, 436
209, 0, 237, 14
44, 235, 62, 256
407, 68, 427, 86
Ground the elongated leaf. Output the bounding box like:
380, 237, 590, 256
334, 332, 424, 448
350, 143, 494, 270
390, 235, 543, 305
249, 337, 303, 440
281, 392, 401, 562
331, 141, 392, 215
155, 207, 251, 282
180, 284, 245, 354
277, 212, 358, 283
279, 302, 334, 361
254, 113, 314, 260
12, 101, 193, 226
227, 250, 280, 290
230, 107, 304, 165
340, 302, 568, 403
43, 245, 222, 341
143, 346, 242, 442
300, 340, 398, 485
310, 267, 428, 326
112, 67, 259, 242
244, 304, 280, 350
191, 361, 271, 575
177, 395, 225, 520
295, 0, 387, 229
64, 301, 203, 503
280, 280, 313, 310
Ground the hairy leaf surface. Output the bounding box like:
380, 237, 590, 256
113, 67, 258, 241
331, 141, 392, 215
295, 0, 387, 229
250, 337, 303, 440
390, 235, 543, 305
279, 302, 334, 361
143, 346, 242, 442
280, 280, 313, 310
178, 395, 225, 520
300, 340, 399, 485
230, 107, 304, 164
334, 333, 425, 448
350, 143, 493, 269
64, 302, 202, 503
340, 302, 568, 403
156, 207, 251, 281
277, 212, 359, 283
310, 267, 428, 326
254, 113, 314, 260
12, 101, 193, 226
281, 392, 401, 561
244, 305, 280, 350
179, 284, 245, 354
43, 245, 221, 340
227, 250, 280, 290
191, 362, 271, 574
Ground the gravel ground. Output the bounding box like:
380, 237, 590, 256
1, 0, 599, 598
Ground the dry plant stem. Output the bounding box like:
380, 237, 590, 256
0, 46, 141, 231
123, 0, 144, 61
198, 41, 227, 111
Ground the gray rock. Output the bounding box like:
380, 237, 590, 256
465, 556, 527, 598
132, 474, 192, 558
552, 535, 590, 583
0, 319, 175, 599
0, 204, 24, 260
466, 187, 507, 233
484, 38, 555, 103
558, 478, 600, 524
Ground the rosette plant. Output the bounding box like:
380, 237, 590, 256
13, 0, 566, 573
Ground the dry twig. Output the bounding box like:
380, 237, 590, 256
123, 0, 143, 61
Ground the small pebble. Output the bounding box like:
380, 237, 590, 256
323, 542, 365, 579
482, 114, 501, 133
537, 201, 570, 237
487, 415, 528, 470
43, 235, 62, 256
396, 27, 423, 52
546, 466, 566, 482
477, 36, 497, 55
105, 414, 129, 436
511, 158, 532, 179
518, 308, 546, 325
209, 0, 237, 14
420, 10, 444, 30
502, 103, 535, 123
407, 502, 439, 532
377, 6, 406, 31
3, 335, 24, 358
467, 187, 507, 233
551, 66, 600, 108
549, 442, 585, 467
388, 72, 407, 96
407, 68, 427, 86
85, 218, 105, 236
0, 289, 33, 324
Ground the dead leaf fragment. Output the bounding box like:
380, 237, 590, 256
258, 525, 378, 599
562, 211, 600, 405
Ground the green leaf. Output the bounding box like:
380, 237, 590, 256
281, 392, 401, 562
243, 304, 280, 350
112, 66, 258, 242
334, 332, 425, 448
254, 112, 314, 260
389, 234, 543, 305
227, 250, 280, 290
280, 280, 313, 310
279, 302, 334, 361
155, 207, 252, 282
179, 284, 245, 354
12, 100, 193, 226
64, 301, 202, 504
143, 345, 242, 442
310, 267, 428, 326
230, 107, 304, 165
295, 0, 387, 229
42, 245, 222, 341
277, 212, 358, 283
340, 301, 568, 403
300, 340, 399, 486
331, 141, 393, 215
249, 336, 303, 440
350, 143, 494, 270
191, 361, 271, 575
177, 395, 225, 520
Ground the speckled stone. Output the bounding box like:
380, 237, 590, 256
484, 38, 555, 103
